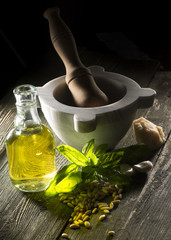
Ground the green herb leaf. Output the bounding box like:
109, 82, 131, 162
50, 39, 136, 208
57, 145, 89, 167
116, 144, 152, 166
45, 163, 78, 196
96, 167, 132, 185
97, 151, 124, 168
89, 152, 98, 165
55, 163, 79, 184
93, 144, 108, 157
82, 139, 95, 158
55, 172, 82, 193
82, 166, 96, 181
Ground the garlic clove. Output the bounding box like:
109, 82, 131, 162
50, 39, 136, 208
133, 160, 153, 173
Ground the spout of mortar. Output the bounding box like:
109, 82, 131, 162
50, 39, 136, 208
137, 88, 156, 108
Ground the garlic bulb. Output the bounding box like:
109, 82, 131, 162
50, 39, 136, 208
133, 117, 165, 150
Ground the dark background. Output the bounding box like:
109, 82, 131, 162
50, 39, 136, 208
1, 0, 171, 99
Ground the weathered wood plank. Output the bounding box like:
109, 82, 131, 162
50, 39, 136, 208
118, 133, 171, 240
0, 108, 15, 155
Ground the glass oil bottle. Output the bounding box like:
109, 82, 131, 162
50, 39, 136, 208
6, 85, 57, 192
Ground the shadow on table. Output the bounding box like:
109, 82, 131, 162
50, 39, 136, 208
24, 190, 73, 219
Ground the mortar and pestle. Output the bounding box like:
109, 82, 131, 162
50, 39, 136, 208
37, 7, 156, 150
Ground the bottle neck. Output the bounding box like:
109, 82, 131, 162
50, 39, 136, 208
13, 85, 41, 132
15, 103, 41, 131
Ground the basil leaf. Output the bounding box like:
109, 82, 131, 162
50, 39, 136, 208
97, 151, 124, 168
57, 145, 89, 167
45, 163, 78, 196
90, 152, 98, 165
97, 144, 152, 169
82, 139, 95, 158
55, 172, 82, 193
94, 144, 108, 157
115, 144, 152, 166
55, 163, 79, 184
96, 167, 132, 185
82, 166, 96, 180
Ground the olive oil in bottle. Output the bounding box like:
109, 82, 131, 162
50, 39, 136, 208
6, 85, 57, 192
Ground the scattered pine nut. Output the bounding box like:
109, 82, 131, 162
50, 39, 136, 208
61, 233, 69, 239
70, 224, 80, 229
99, 214, 106, 221
84, 221, 91, 229
108, 230, 115, 236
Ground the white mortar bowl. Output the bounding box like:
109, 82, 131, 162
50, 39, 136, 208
37, 66, 156, 150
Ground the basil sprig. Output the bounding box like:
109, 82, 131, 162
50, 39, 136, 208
45, 140, 152, 196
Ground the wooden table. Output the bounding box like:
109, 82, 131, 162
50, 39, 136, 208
0, 46, 171, 240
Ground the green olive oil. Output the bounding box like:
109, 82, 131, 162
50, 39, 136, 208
6, 85, 57, 192
6, 125, 57, 192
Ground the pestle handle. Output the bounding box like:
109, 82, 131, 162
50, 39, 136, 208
43, 7, 83, 80
44, 7, 108, 107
